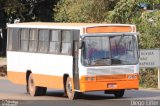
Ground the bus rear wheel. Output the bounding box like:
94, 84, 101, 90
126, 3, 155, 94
113, 90, 125, 98
28, 73, 47, 96
66, 77, 77, 100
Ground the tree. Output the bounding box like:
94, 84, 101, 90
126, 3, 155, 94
3, 0, 59, 23
0, 0, 7, 56
54, 0, 118, 23
138, 10, 160, 48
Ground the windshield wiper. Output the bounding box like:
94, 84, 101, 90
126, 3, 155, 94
117, 34, 125, 45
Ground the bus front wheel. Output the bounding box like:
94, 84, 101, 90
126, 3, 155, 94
66, 76, 77, 100
113, 89, 125, 98
28, 73, 47, 96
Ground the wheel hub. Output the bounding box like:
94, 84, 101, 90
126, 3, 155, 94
68, 81, 72, 93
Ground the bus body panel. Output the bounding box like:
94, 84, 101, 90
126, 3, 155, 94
7, 51, 73, 89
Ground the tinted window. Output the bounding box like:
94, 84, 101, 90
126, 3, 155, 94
7, 28, 13, 50
29, 29, 38, 52
82, 37, 110, 66
20, 29, 29, 51
49, 30, 61, 53
110, 35, 138, 65
61, 30, 73, 55
7, 28, 20, 51
38, 29, 49, 53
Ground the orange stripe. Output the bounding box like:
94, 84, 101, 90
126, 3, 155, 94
33, 74, 64, 89
8, 71, 139, 92
86, 26, 132, 34
8, 71, 26, 85
7, 71, 64, 89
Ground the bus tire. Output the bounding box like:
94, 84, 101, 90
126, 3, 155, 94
41, 87, 47, 96
66, 76, 77, 100
28, 73, 41, 96
114, 89, 125, 98
26, 84, 29, 93
26, 71, 31, 93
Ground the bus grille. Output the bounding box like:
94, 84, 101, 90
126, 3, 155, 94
96, 74, 126, 81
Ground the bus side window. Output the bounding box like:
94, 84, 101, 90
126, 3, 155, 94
8, 28, 20, 51
29, 29, 38, 52
20, 29, 29, 51
7, 28, 13, 51
61, 30, 73, 55
49, 30, 61, 54
38, 29, 49, 53
13, 29, 20, 51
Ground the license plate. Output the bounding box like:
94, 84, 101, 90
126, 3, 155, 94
107, 84, 117, 88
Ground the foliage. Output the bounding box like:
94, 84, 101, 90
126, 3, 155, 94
54, 0, 119, 23
0, 0, 58, 23
0, 0, 7, 27
105, 0, 137, 23
138, 10, 160, 48
139, 68, 158, 88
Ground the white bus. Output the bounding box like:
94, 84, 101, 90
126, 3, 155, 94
7, 22, 139, 100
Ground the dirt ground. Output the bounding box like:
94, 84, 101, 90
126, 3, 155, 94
0, 57, 6, 65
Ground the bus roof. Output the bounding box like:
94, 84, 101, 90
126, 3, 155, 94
7, 22, 135, 30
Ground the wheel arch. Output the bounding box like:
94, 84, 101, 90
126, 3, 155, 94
63, 74, 69, 86
26, 70, 32, 84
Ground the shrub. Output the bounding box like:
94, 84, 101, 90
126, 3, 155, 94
139, 68, 158, 88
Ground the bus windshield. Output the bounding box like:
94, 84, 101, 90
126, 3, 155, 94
81, 35, 138, 66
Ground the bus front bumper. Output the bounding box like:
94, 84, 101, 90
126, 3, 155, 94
80, 75, 139, 92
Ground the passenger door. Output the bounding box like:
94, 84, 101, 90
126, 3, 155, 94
73, 41, 80, 90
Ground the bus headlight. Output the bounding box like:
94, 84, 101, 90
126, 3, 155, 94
132, 75, 137, 79
85, 76, 96, 81
90, 77, 95, 81
85, 77, 89, 81
127, 75, 137, 79
127, 75, 132, 79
